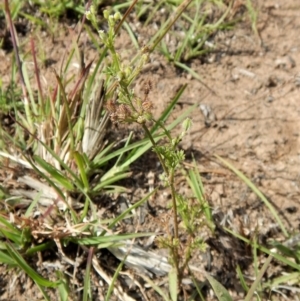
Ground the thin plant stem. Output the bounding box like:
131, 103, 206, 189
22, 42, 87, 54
169, 169, 179, 240
142, 124, 169, 177
142, 124, 180, 278
169, 168, 180, 280
244, 254, 273, 301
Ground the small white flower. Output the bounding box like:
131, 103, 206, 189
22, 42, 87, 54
98, 30, 106, 41
114, 12, 121, 21
85, 10, 91, 20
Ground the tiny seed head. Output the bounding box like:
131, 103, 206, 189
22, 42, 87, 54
142, 100, 153, 112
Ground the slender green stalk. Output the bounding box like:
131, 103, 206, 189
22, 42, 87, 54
142, 125, 168, 176
244, 254, 273, 301
169, 168, 180, 280
87, 4, 193, 288
169, 169, 178, 240
142, 124, 180, 279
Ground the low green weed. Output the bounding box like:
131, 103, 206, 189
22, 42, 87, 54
1, 0, 289, 300
0, 0, 216, 299
86, 1, 212, 293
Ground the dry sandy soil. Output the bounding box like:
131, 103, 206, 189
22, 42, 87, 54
0, 0, 300, 300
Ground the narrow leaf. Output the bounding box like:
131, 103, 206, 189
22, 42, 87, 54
169, 268, 178, 301
6, 243, 59, 288
205, 273, 233, 301
215, 155, 288, 237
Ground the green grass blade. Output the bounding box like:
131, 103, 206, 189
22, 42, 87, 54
23, 155, 74, 216
93, 137, 152, 168
57, 272, 69, 301
205, 272, 233, 301
73, 151, 89, 189
36, 286, 51, 301
139, 274, 170, 301
73, 232, 153, 246
115, 131, 133, 167
0, 215, 21, 233
262, 272, 300, 290
187, 161, 213, 226
95, 171, 131, 191
244, 255, 273, 301
0, 250, 17, 266
20, 12, 46, 26
0, 216, 22, 245
83, 247, 93, 301
189, 268, 205, 301
25, 191, 42, 218
5, 243, 59, 288
25, 241, 55, 256
236, 265, 249, 293
268, 240, 299, 259
225, 227, 300, 271
169, 267, 178, 301
33, 155, 74, 190
215, 155, 288, 237
8, 0, 23, 20
107, 188, 157, 231
174, 1, 200, 62
174, 62, 214, 94
0, 228, 22, 246
123, 21, 139, 49
105, 254, 125, 301
142, 0, 163, 26
151, 84, 187, 134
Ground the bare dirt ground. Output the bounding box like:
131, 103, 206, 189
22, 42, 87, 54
1, 0, 300, 300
